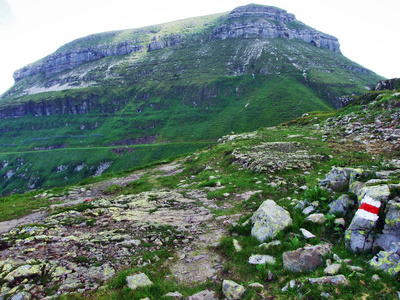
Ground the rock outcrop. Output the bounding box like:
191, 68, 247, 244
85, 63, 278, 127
13, 41, 144, 82
212, 4, 341, 53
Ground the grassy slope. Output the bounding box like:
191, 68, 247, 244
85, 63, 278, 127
1, 88, 399, 299
0, 12, 383, 195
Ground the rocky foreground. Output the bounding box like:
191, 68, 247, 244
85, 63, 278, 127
0, 83, 400, 299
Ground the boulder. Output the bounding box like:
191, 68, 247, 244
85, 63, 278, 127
249, 254, 275, 265
345, 230, 375, 252
357, 185, 390, 204
251, 200, 292, 242
222, 280, 246, 300
320, 167, 366, 192
383, 200, 400, 234
126, 273, 153, 290
3, 264, 43, 283
345, 195, 382, 252
370, 250, 400, 275
329, 194, 352, 214
374, 200, 400, 251
282, 244, 331, 272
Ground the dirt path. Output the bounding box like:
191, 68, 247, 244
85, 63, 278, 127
0, 161, 184, 234
0, 211, 47, 234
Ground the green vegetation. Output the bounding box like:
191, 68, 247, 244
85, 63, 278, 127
0, 17, 383, 195
0, 86, 399, 299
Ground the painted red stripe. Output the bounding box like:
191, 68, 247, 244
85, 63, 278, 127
359, 203, 380, 215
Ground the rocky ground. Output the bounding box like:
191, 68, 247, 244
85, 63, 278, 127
0, 84, 400, 299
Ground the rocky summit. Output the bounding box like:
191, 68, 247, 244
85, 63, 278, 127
0, 80, 399, 299
0, 4, 383, 195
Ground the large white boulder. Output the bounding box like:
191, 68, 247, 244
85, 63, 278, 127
251, 200, 292, 242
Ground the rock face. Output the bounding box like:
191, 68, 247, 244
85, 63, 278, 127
251, 200, 292, 242
0, 94, 128, 119
14, 41, 144, 82
282, 244, 331, 272
212, 4, 340, 53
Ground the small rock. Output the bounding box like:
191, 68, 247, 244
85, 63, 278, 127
222, 280, 246, 299
248, 282, 264, 289
233, 239, 242, 252
321, 292, 331, 298
186, 289, 217, 300
334, 218, 345, 227
300, 228, 316, 239
294, 200, 306, 210
281, 283, 289, 292
267, 270, 273, 281
302, 206, 315, 215
309, 275, 348, 285
259, 240, 281, 248
371, 274, 381, 281
289, 280, 296, 289
163, 291, 183, 298
329, 194, 352, 214
324, 263, 341, 275
249, 254, 275, 265
126, 273, 153, 290
306, 213, 326, 224
349, 266, 363, 272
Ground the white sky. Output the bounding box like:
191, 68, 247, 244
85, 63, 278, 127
1, 0, 399, 95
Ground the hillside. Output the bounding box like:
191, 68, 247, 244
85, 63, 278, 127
0, 80, 399, 299
0, 4, 383, 195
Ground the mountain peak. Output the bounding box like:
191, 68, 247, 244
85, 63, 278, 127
229, 4, 296, 23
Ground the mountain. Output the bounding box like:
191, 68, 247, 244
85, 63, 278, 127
0, 4, 384, 195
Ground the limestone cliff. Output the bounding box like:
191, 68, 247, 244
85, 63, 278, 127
212, 5, 340, 53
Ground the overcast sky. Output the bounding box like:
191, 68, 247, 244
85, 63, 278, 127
1, 0, 399, 95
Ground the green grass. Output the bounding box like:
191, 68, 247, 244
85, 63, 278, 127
0, 190, 53, 221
